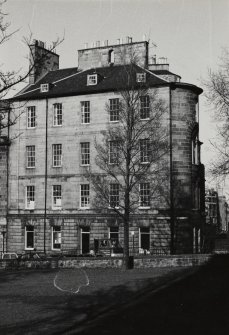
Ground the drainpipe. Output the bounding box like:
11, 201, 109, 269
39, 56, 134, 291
44, 98, 48, 253
169, 83, 175, 254
6, 106, 10, 252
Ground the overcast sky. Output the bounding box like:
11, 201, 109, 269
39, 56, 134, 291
2, 0, 229, 191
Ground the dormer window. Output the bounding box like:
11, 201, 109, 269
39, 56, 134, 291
136, 73, 146, 83
87, 74, 98, 86
40, 83, 49, 92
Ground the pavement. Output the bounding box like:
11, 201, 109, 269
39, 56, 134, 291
0, 265, 193, 335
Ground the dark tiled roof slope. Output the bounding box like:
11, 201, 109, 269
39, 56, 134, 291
13, 64, 169, 100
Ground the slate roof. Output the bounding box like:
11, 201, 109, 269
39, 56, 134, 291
13, 64, 169, 100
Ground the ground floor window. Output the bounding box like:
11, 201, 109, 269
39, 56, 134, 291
52, 226, 61, 250
25, 226, 34, 250
109, 227, 119, 246
139, 227, 150, 253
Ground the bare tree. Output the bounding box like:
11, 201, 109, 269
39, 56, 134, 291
0, 0, 63, 134
85, 63, 169, 269
203, 48, 229, 177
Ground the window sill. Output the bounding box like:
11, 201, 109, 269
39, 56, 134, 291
139, 206, 151, 210
109, 120, 119, 123
81, 123, 90, 125
53, 125, 63, 127
26, 167, 35, 169
27, 127, 36, 129
140, 118, 150, 121
81, 164, 90, 167
80, 207, 90, 210
52, 166, 62, 168
52, 207, 62, 210
25, 248, 34, 251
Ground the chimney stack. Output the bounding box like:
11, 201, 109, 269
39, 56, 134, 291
29, 39, 59, 85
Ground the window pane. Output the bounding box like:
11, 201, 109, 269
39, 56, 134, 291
81, 184, 90, 207
53, 226, 61, 249
109, 184, 119, 207
26, 186, 35, 209
110, 227, 119, 241
109, 98, 119, 122
53, 185, 62, 208
109, 141, 119, 164
140, 183, 150, 207
140, 139, 150, 163
26, 145, 35, 167
140, 96, 150, 119
81, 142, 90, 165
52, 144, 62, 167
136, 73, 146, 82
27, 106, 36, 128
87, 75, 97, 85
81, 101, 90, 124
53, 103, 62, 126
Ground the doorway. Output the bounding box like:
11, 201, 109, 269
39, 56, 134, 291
81, 227, 90, 254
139, 227, 150, 252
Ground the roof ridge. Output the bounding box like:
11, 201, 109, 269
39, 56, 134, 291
50, 66, 78, 72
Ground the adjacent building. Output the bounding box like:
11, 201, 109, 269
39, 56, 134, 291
0, 38, 205, 255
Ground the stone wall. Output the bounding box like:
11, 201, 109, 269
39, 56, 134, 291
78, 41, 148, 70
0, 254, 213, 270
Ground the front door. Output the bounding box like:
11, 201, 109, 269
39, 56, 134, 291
81, 227, 90, 254
140, 227, 150, 252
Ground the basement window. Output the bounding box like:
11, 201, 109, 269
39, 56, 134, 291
87, 74, 98, 86
40, 83, 49, 92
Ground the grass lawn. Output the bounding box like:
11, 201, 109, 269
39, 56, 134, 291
0, 266, 190, 334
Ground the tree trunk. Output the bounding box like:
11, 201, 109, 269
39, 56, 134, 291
123, 215, 130, 269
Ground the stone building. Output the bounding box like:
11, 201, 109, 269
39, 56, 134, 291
1, 38, 205, 255
205, 188, 228, 234
218, 195, 228, 233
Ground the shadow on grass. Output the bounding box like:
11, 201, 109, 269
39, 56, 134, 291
1, 256, 228, 335
77, 254, 229, 335
0, 267, 191, 335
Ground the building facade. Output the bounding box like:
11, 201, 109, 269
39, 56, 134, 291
205, 188, 228, 233
1, 38, 205, 255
